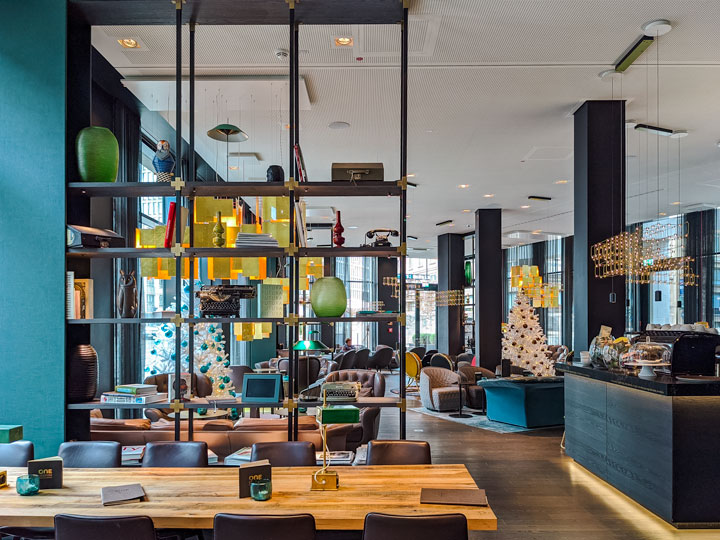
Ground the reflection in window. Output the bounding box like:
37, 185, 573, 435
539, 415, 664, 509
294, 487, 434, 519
333, 257, 377, 349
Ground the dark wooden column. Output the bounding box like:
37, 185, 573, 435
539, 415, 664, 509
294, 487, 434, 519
437, 233, 464, 355
573, 100, 626, 351
377, 257, 399, 347
475, 209, 503, 370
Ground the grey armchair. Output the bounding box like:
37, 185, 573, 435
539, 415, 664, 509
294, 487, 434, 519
419, 367, 462, 412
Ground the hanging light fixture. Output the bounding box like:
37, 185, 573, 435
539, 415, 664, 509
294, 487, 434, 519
207, 124, 249, 181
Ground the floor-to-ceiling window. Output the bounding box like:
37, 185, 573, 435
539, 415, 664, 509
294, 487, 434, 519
406, 258, 438, 349
333, 257, 377, 348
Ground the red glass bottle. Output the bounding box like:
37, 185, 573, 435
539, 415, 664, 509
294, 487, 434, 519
333, 210, 345, 247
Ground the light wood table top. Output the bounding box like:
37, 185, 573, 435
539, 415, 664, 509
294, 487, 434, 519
0, 465, 496, 530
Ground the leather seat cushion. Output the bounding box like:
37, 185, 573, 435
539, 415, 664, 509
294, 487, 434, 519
233, 416, 318, 431
91, 418, 151, 431
149, 419, 234, 431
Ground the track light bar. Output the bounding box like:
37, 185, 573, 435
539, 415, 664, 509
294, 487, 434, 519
615, 35, 654, 72
528, 195, 552, 201
435, 219, 453, 227
634, 123, 688, 138
408, 235, 418, 240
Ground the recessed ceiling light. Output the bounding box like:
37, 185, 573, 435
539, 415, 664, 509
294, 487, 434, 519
642, 19, 672, 37
407, 173, 416, 178
283, 124, 290, 130
671, 201, 681, 205
328, 121, 350, 130
448, 223, 455, 227
462, 209, 471, 213
458, 184, 470, 189
348, 226, 358, 229
521, 205, 531, 209
118, 38, 140, 49
483, 193, 494, 198
335, 37, 353, 47
658, 212, 667, 216
532, 229, 543, 235
229, 166, 239, 170
555, 180, 568, 185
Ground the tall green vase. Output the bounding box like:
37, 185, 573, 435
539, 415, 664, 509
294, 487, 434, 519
76, 126, 119, 182
310, 277, 347, 317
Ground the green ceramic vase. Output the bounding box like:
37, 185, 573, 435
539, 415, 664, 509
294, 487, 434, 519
310, 277, 347, 317
76, 126, 119, 182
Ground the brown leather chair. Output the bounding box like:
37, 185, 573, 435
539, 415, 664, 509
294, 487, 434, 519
0, 440, 33, 467
457, 363, 496, 411
143, 372, 213, 422
228, 365, 254, 390
366, 440, 432, 465
250, 441, 315, 467
54, 515, 155, 540
324, 370, 385, 451
362, 513, 467, 540
58, 441, 121, 468
278, 357, 321, 390
142, 441, 208, 467
214, 514, 315, 540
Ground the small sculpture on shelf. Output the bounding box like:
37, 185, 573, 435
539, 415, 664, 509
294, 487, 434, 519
152, 140, 175, 182
116, 270, 137, 318
333, 210, 345, 247
213, 211, 226, 247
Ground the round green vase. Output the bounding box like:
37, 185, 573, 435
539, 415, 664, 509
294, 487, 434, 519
310, 277, 347, 317
76, 126, 119, 182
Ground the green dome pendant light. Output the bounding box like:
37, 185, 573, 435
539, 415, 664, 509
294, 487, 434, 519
207, 124, 248, 181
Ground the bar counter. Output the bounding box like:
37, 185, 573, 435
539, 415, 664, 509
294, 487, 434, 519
556, 362, 720, 528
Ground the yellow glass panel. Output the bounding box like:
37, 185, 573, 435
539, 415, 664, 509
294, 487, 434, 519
263, 221, 289, 247
141, 258, 159, 278
261, 322, 273, 334
195, 197, 234, 224
208, 258, 235, 280
262, 196, 290, 222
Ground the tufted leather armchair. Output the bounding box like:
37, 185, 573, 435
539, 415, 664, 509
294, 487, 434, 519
325, 369, 385, 451
143, 372, 212, 422
419, 366, 462, 412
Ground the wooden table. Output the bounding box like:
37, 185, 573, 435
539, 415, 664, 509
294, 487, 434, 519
0, 465, 496, 531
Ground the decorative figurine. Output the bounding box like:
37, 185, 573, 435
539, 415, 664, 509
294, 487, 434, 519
333, 210, 345, 247
213, 211, 226, 247
117, 269, 138, 318
152, 140, 175, 182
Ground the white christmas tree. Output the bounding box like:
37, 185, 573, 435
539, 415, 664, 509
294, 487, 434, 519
502, 292, 552, 376
196, 323, 235, 397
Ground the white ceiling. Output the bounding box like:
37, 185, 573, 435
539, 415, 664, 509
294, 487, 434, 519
92, 0, 720, 255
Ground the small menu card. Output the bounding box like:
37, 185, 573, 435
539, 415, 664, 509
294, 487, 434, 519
27, 457, 63, 489
239, 459, 271, 498
101, 483, 146, 506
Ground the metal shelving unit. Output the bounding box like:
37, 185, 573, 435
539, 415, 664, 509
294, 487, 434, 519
65, 0, 409, 443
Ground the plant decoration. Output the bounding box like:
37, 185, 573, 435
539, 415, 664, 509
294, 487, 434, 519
501, 292, 552, 376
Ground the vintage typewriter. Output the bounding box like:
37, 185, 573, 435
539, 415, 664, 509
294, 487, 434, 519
299, 381, 362, 402
195, 285, 256, 317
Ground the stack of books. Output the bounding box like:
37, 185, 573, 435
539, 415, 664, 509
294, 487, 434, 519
121, 446, 145, 466
235, 233, 279, 248
224, 447, 252, 466
101, 384, 167, 405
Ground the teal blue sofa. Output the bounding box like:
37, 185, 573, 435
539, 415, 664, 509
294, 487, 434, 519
479, 377, 564, 428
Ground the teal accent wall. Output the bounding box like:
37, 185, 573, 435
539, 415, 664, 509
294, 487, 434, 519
0, 1, 67, 457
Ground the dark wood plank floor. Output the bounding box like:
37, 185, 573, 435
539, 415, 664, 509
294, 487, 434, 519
377, 375, 717, 539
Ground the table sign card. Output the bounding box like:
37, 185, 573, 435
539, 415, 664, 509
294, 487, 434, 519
239, 459, 271, 498
28, 457, 63, 489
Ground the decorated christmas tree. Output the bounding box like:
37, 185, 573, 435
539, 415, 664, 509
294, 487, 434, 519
501, 292, 552, 376
196, 323, 235, 397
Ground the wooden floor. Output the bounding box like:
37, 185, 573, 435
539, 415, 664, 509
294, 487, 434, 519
377, 376, 718, 539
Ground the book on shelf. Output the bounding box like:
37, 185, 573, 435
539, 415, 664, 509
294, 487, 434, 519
238, 459, 271, 498
115, 384, 158, 395
168, 373, 192, 401
208, 449, 218, 465
74, 278, 94, 319
224, 447, 252, 466
101, 483, 146, 506
27, 456, 63, 489
315, 451, 355, 465
101, 392, 167, 405
66, 271, 74, 318
121, 446, 145, 465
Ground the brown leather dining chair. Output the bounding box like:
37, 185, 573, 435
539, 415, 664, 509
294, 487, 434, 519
214, 514, 315, 540
0, 441, 34, 467
142, 441, 208, 467
362, 513, 468, 540
58, 441, 121, 468
54, 515, 156, 540
250, 441, 316, 466
366, 440, 432, 465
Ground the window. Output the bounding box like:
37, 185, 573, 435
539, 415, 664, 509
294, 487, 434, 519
406, 258, 438, 349
333, 257, 377, 349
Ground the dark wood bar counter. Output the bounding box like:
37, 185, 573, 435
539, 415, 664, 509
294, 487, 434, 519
556, 363, 720, 528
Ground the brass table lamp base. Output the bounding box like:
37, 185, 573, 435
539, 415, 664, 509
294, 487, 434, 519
310, 469, 339, 491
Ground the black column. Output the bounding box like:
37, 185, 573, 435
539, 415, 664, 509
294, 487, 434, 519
377, 257, 399, 347
437, 234, 464, 355
573, 100, 626, 351
475, 209, 503, 370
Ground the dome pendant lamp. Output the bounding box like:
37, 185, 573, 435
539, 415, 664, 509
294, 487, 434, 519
207, 124, 249, 180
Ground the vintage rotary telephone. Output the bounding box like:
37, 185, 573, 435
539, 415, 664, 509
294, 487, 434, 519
363, 229, 399, 247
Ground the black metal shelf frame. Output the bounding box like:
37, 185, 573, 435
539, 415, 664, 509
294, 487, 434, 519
65, 0, 410, 442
